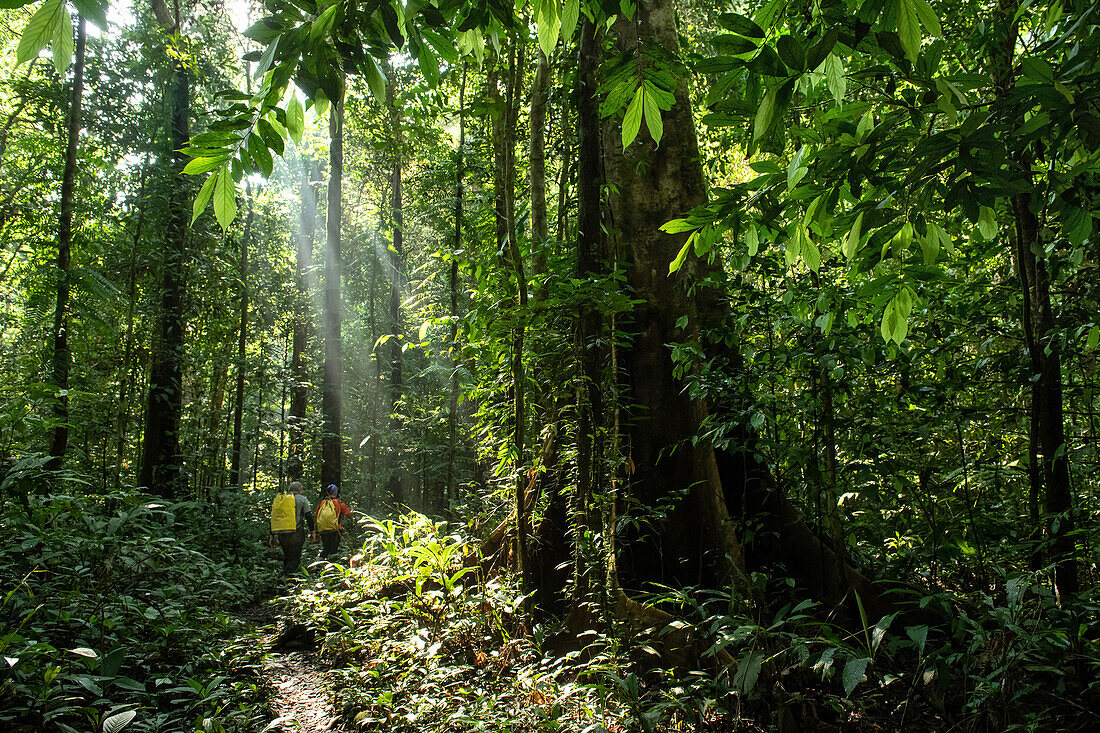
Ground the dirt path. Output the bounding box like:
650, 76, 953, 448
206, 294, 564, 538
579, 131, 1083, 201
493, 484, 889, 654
240, 589, 344, 733
263, 650, 341, 733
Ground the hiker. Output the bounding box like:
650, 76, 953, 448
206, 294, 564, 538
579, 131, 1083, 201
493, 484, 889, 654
313, 484, 352, 560
269, 481, 315, 574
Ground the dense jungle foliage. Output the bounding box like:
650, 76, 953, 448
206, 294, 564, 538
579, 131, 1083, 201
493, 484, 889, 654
1, 0, 1098, 730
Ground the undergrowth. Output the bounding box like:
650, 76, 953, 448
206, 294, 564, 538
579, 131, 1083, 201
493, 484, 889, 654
283, 513, 1100, 733
0, 468, 279, 733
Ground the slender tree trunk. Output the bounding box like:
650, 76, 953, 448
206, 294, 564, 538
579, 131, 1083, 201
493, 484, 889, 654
321, 86, 345, 490
48, 14, 86, 467
385, 67, 405, 508
992, 0, 1078, 600
139, 7, 191, 498
571, 13, 604, 618
115, 167, 147, 490
446, 64, 467, 516
289, 161, 317, 483
229, 191, 254, 486
495, 35, 529, 596
529, 48, 550, 299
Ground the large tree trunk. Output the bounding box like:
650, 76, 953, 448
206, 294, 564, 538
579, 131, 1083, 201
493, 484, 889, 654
321, 87, 344, 490
48, 15, 86, 468
289, 161, 317, 483
603, 0, 747, 592
604, 0, 885, 620
139, 8, 190, 498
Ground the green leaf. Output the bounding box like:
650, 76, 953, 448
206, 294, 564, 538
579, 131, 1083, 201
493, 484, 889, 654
286, 94, 305, 145
182, 156, 227, 175
717, 12, 765, 38
659, 219, 696, 234
897, 0, 922, 63
17, 0, 64, 66
912, 0, 942, 36
642, 84, 663, 145
785, 229, 800, 266
191, 172, 218, 225
310, 4, 338, 42
824, 53, 845, 104
1086, 325, 1099, 351
248, 132, 273, 177
734, 651, 763, 694
801, 230, 821, 272
842, 657, 871, 696
856, 111, 874, 140
102, 710, 137, 733
213, 166, 237, 230
364, 56, 387, 105
416, 38, 440, 87
905, 625, 929, 656
622, 85, 644, 150
977, 206, 998, 240
71, 0, 107, 29
50, 4, 72, 72
880, 288, 913, 344
753, 86, 777, 141
253, 37, 279, 80
560, 0, 579, 42
536, 0, 559, 57
746, 225, 759, 256
669, 237, 691, 274
843, 212, 863, 259
919, 230, 939, 265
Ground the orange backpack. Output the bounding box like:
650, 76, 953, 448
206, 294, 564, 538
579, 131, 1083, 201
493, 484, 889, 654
316, 499, 340, 532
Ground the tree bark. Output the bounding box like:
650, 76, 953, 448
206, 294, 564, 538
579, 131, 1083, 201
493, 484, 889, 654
139, 10, 191, 498
603, 0, 748, 592
321, 86, 345, 490
48, 14, 86, 467
992, 0, 1078, 600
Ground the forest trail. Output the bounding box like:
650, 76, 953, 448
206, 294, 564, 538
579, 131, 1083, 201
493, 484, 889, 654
242, 588, 344, 733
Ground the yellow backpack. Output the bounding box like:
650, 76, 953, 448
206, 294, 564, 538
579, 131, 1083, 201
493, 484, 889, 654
316, 499, 339, 532
270, 492, 297, 532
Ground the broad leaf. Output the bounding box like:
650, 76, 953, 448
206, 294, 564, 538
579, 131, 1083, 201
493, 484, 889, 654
182, 156, 227, 175
50, 4, 72, 72
536, 0, 559, 57
286, 93, 304, 145
753, 86, 777, 141
897, 0, 922, 63
642, 84, 663, 145
16, 0, 64, 66
213, 166, 237, 230
842, 657, 870, 696
192, 171, 219, 225
622, 85, 644, 150
843, 212, 864, 259
560, 0, 579, 42
824, 54, 845, 104
102, 710, 137, 733
717, 12, 765, 38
